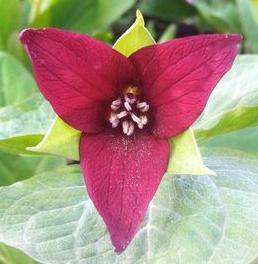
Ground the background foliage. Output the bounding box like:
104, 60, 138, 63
0, 0, 258, 263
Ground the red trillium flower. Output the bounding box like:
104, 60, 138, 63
20, 28, 241, 253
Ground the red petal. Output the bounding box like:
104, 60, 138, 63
20, 28, 135, 133
129, 34, 241, 138
80, 131, 169, 253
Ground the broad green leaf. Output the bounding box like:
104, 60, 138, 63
31, 0, 136, 34
139, 0, 196, 21
28, 0, 52, 25
0, 0, 21, 47
0, 53, 54, 155
251, 0, 258, 25
0, 37, 4, 50
195, 55, 258, 142
31, 11, 211, 175
0, 135, 43, 156
0, 150, 65, 186
0, 94, 55, 155
0, 52, 36, 107
236, 0, 258, 53
0, 155, 258, 263
201, 126, 258, 155
0, 243, 38, 264
191, 0, 241, 33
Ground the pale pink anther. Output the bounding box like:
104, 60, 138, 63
122, 120, 135, 136
117, 111, 127, 119
141, 115, 148, 125
127, 122, 135, 136
109, 113, 120, 128
131, 113, 141, 124
137, 102, 149, 112
111, 97, 122, 111
124, 101, 132, 111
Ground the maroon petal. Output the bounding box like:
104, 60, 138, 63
80, 131, 169, 253
129, 34, 241, 138
20, 28, 136, 133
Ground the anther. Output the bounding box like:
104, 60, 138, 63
125, 95, 136, 104
138, 123, 143, 129
109, 112, 117, 123
109, 92, 150, 135
122, 121, 135, 136
131, 113, 141, 124
109, 113, 120, 128
127, 122, 135, 136
124, 101, 132, 111
117, 111, 127, 119
122, 120, 128, 134
141, 115, 148, 125
111, 118, 119, 128
111, 98, 122, 111
137, 115, 148, 129
137, 102, 149, 112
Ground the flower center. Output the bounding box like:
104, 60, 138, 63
108, 86, 150, 136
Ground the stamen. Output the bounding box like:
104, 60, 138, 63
122, 121, 135, 136
111, 98, 122, 111
130, 98, 137, 104
124, 101, 132, 111
111, 118, 119, 128
112, 97, 122, 105
138, 123, 143, 129
108, 92, 150, 136
124, 95, 136, 104
109, 112, 117, 123
122, 120, 129, 134
141, 115, 148, 125
124, 95, 131, 103
127, 122, 135, 136
117, 111, 127, 119
109, 112, 120, 128
131, 113, 141, 124
137, 116, 148, 129
137, 102, 149, 112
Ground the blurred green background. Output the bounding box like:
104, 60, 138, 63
0, 0, 258, 263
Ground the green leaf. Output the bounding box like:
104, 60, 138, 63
0, 94, 55, 155
31, 0, 136, 34
0, 243, 38, 264
191, 0, 241, 33
251, 0, 258, 25
195, 55, 258, 142
0, 54, 54, 155
0, 150, 65, 186
139, 0, 196, 21
201, 126, 258, 155
0, 155, 258, 263
236, 0, 258, 53
31, 11, 211, 175
0, 52, 37, 107
0, 0, 21, 48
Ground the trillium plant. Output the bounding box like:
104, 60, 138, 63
20, 11, 241, 253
